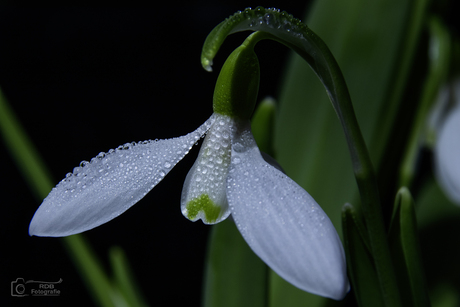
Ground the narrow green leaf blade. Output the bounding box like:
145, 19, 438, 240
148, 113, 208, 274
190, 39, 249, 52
109, 246, 148, 307
342, 203, 384, 307
388, 187, 431, 307
0, 88, 54, 200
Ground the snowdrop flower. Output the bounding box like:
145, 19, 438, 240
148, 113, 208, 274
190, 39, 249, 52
29, 41, 349, 300
433, 80, 460, 204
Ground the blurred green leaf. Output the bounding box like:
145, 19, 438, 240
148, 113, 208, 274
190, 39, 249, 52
63, 236, 115, 307
202, 219, 267, 307
269, 273, 327, 307
109, 246, 148, 307
0, 88, 54, 200
1, 88, 116, 307
388, 187, 430, 307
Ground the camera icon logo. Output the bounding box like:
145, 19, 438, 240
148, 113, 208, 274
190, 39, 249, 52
11, 277, 63, 297
11, 278, 28, 297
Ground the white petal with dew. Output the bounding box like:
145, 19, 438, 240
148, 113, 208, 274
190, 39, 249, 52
29, 115, 215, 237
435, 105, 460, 204
227, 128, 349, 300
181, 114, 235, 224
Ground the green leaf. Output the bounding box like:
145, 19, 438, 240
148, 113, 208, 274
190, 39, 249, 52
202, 219, 267, 307
388, 187, 431, 307
342, 203, 383, 307
109, 246, 148, 307
62, 236, 116, 307
0, 88, 54, 200
269, 273, 327, 307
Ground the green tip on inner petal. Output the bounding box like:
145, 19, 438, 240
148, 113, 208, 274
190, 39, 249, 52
186, 194, 222, 223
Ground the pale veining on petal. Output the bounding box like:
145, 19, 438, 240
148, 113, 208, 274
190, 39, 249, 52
29, 115, 216, 237
227, 126, 349, 300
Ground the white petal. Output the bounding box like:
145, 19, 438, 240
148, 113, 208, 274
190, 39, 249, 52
29, 115, 215, 237
181, 114, 235, 224
227, 128, 349, 300
435, 105, 460, 204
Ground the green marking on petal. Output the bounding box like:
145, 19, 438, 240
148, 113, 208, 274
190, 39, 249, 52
186, 194, 222, 223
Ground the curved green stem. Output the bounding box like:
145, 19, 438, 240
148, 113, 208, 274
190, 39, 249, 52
202, 7, 401, 305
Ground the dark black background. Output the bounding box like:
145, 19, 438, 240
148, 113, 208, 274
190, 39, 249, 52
1, 3, 310, 306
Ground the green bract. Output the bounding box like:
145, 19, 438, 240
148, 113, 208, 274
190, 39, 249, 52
213, 43, 260, 120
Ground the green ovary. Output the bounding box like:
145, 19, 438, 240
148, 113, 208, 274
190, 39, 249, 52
186, 194, 221, 223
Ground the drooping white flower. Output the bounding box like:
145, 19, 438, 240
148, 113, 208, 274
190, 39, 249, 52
29, 42, 349, 300
433, 87, 460, 204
